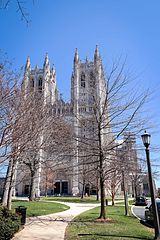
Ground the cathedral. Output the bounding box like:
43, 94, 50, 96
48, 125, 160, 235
15, 47, 147, 198
15, 46, 109, 197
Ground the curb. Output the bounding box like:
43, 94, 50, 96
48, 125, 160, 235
131, 205, 141, 220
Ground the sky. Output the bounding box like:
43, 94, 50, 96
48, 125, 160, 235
0, 0, 160, 186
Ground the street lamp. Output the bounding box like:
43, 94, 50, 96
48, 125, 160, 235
141, 130, 160, 239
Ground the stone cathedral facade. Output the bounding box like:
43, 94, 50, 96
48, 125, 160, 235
15, 47, 147, 197
15, 46, 111, 197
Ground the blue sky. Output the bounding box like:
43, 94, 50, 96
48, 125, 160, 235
0, 0, 160, 185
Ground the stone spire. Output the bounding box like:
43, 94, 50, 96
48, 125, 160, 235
94, 45, 101, 62
43, 52, 50, 70
51, 64, 56, 76
74, 48, 79, 64
35, 64, 38, 72
86, 56, 88, 64
23, 56, 31, 95
51, 64, 56, 83
25, 56, 31, 72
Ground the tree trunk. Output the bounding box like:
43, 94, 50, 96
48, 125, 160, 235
45, 174, 48, 197
7, 184, 13, 210
2, 158, 14, 207
88, 185, 90, 197
29, 171, 36, 201
98, 123, 106, 220
96, 177, 99, 201
7, 159, 17, 210
112, 192, 115, 206
111, 182, 116, 206
99, 176, 106, 219
131, 180, 135, 197
81, 180, 85, 199
45, 189, 47, 197
122, 170, 129, 216
2, 165, 10, 207
135, 184, 138, 199
96, 188, 99, 201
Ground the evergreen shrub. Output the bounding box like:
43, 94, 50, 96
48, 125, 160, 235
0, 205, 21, 240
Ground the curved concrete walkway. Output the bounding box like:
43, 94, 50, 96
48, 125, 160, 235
12, 201, 100, 240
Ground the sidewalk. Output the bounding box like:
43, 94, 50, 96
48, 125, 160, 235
12, 201, 100, 240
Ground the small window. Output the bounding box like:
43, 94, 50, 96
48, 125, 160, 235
89, 72, 95, 87
81, 73, 85, 88
32, 78, 34, 88
70, 108, 73, 113
38, 77, 43, 91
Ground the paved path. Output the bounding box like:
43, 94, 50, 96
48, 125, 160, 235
12, 201, 100, 240
132, 205, 146, 220
131, 200, 151, 220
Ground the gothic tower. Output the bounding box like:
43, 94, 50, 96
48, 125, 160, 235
21, 54, 58, 197
23, 53, 58, 105
71, 46, 107, 195
71, 46, 106, 113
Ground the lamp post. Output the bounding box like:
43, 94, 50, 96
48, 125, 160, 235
141, 131, 160, 239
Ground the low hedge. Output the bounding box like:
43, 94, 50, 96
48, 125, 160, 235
0, 205, 21, 240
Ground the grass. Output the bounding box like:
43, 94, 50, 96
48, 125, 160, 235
41, 196, 100, 203
41, 196, 124, 204
114, 199, 135, 206
65, 206, 154, 240
12, 200, 69, 217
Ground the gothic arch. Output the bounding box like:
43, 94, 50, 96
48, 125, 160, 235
38, 76, 43, 91
81, 72, 85, 88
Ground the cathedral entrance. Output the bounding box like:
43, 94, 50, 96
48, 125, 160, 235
62, 181, 68, 194
54, 182, 60, 194
85, 184, 90, 196
54, 181, 68, 195
85, 184, 97, 196
24, 185, 30, 195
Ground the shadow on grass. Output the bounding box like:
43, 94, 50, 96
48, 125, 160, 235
78, 233, 152, 239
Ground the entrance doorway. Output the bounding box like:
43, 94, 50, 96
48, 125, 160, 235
54, 182, 60, 194
62, 181, 68, 194
24, 185, 30, 195
54, 181, 68, 195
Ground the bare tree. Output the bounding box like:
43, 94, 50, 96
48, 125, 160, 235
0, 0, 34, 24
0, 58, 22, 209
1, 77, 73, 207
74, 59, 149, 220
40, 162, 56, 197
105, 169, 122, 206
14, 90, 73, 201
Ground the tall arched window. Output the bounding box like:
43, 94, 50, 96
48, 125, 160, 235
38, 77, 43, 91
31, 78, 34, 88
81, 73, 85, 88
89, 71, 95, 87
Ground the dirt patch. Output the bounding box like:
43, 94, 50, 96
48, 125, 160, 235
94, 218, 115, 223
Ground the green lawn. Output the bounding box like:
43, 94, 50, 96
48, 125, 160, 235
12, 200, 69, 217
41, 196, 124, 204
114, 199, 134, 206
41, 196, 100, 203
65, 206, 154, 240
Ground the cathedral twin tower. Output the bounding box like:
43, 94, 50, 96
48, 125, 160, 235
23, 46, 105, 108
21, 46, 107, 196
